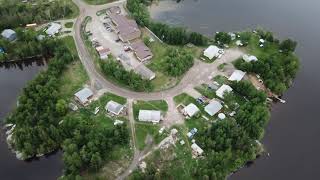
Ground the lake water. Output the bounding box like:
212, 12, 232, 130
150, 0, 320, 179
0, 63, 63, 180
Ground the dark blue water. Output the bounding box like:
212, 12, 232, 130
150, 0, 320, 179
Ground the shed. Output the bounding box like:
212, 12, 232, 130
1, 29, 16, 41
74, 88, 93, 106
204, 100, 223, 116
203, 45, 220, 60
191, 143, 204, 156
216, 84, 233, 99
228, 70, 246, 82
138, 110, 161, 123
105, 100, 124, 115
46, 23, 62, 36
242, 54, 258, 62
183, 103, 200, 117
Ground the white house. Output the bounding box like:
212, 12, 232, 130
183, 103, 200, 117
191, 143, 204, 157
74, 88, 94, 106
228, 70, 246, 82
242, 54, 258, 62
105, 100, 125, 115
138, 110, 161, 123
204, 100, 223, 116
216, 84, 233, 99
46, 23, 62, 36
203, 45, 220, 60
1, 29, 16, 41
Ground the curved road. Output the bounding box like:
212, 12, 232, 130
72, 0, 244, 101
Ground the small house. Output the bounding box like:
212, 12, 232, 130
191, 143, 204, 157
204, 100, 223, 116
74, 88, 94, 106
203, 45, 220, 60
96, 46, 110, 59
1, 29, 16, 41
242, 54, 258, 62
228, 70, 246, 82
46, 23, 62, 36
183, 103, 200, 117
105, 100, 125, 115
130, 41, 153, 62
216, 84, 233, 99
138, 110, 161, 123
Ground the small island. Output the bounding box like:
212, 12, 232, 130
2, 0, 300, 179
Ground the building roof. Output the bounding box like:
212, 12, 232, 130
75, 88, 93, 104
228, 70, 246, 82
134, 64, 155, 80
131, 41, 153, 61
216, 84, 233, 99
204, 100, 223, 116
138, 110, 161, 123
46, 23, 62, 36
242, 54, 258, 62
183, 103, 200, 117
218, 113, 226, 120
1, 29, 16, 40
204, 45, 220, 59
107, 6, 121, 14
108, 12, 141, 41
105, 100, 124, 115
191, 143, 204, 155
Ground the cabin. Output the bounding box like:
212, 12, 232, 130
203, 45, 220, 60
130, 41, 153, 62
182, 103, 200, 118
216, 84, 233, 99
74, 88, 94, 106
204, 100, 223, 116
105, 100, 125, 115
228, 70, 246, 82
1, 29, 17, 41
191, 143, 204, 157
242, 54, 258, 62
138, 110, 161, 123
46, 23, 62, 36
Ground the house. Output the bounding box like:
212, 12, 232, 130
203, 45, 220, 60
138, 110, 161, 123
96, 46, 110, 59
46, 23, 62, 36
1, 29, 16, 41
242, 54, 258, 62
191, 143, 204, 157
108, 12, 141, 42
105, 100, 125, 115
74, 87, 94, 106
183, 103, 200, 117
208, 82, 219, 90
216, 84, 233, 99
228, 70, 246, 82
204, 100, 223, 116
130, 41, 153, 61
134, 64, 156, 80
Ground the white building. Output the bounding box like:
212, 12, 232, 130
74, 88, 94, 106
138, 110, 161, 123
242, 54, 258, 62
191, 143, 204, 157
183, 103, 200, 117
228, 70, 246, 82
46, 23, 62, 36
204, 100, 223, 116
216, 84, 233, 99
1, 29, 16, 41
105, 100, 125, 115
203, 45, 220, 60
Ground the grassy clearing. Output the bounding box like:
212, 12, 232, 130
133, 100, 168, 121
88, 92, 127, 113
213, 75, 228, 85
135, 122, 166, 150
194, 84, 217, 99
84, 0, 114, 5
64, 22, 73, 28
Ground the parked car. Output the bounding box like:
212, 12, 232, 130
124, 45, 130, 52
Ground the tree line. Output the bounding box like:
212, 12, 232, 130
162, 48, 194, 77
126, 0, 208, 46
0, 0, 75, 30
100, 58, 153, 92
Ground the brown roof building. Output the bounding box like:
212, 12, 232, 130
130, 41, 153, 62
108, 12, 141, 42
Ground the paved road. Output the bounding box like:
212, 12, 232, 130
72, 0, 244, 101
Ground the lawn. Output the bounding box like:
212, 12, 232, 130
88, 92, 127, 114
194, 84, 217, 99
133, 100, 168, 121
135, 122, 166, 150
64, 22, 74, 28
84, 0, 114, 5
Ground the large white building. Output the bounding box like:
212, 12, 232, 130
183, 103, 200, 117
203, 45, 220, 60
74, 88, 94, 106
216, 84, 233, 99
105, 100, 125, 115
138, 110, 161, 123
46, 23, 62, 36
204, 100, 223, 116
228, 70, 246, 82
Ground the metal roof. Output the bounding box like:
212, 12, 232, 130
105, 100, 124, 115
138, 110, 161, 123
1, 29, 16, 40
216, 84, 233, 99
46, 23, 62, 36
183, 103, 200, 117
228, 70, 246, 82
204, 100, 223, 116
74, 88, 93, 104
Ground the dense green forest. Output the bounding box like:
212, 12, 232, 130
100, 58, 153, 92
163, 48, 194, 76
0, 0, 77, 30
126, 0, 208, 46
0, 28, 51, 61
